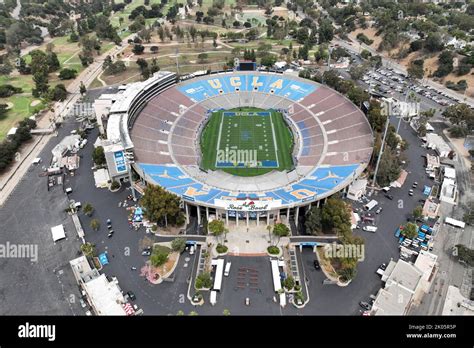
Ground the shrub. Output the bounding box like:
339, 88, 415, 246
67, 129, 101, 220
283, 276, 295, 290
267, 246, 280, 254
294, 291, 305, 303
110, 180, 121, 190
216, 244, 228, 254
195, 272, 212, 289
150, 250, 169, 267
171, 237, 186, 253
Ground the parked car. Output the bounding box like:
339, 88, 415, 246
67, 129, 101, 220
107, 230, 114, 238
409, 189, 414, 196
375, 207, 383, 214
127, 291, 136, 301
384, 194, 394, 200
79, 298, 87, 308
412, 182, 418, 188
313, 260, 320, 270
359, 301, 372, 310
142, 250, 151, 256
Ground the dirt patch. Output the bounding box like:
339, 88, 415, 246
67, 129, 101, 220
5, 102, 14, 110
30, 100, 41, 107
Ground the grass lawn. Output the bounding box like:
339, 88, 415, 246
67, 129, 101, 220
200, 107, 293, 177
0, 96, 44, 139
0, 75, 34, 94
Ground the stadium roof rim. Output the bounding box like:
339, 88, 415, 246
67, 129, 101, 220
116, 70, 374, 208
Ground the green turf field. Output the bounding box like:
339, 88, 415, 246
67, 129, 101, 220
200, 107, 293, 177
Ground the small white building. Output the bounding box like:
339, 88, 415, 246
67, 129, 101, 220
425, 154, 440, 171
346, 179, 368, 201
439, 178, 457, 205
443, 166, 456, 180
372, 259, 424, 315
70, 256, 127, 316
426, 133, 452, 158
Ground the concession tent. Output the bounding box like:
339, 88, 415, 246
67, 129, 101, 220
51, 225, 66, 242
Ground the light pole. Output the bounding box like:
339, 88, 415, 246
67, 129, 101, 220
125, 154, 136, 201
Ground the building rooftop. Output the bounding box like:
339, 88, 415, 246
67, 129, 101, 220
443, 166, 456, 180
83, 274, 127, 316
414, 250, 437, 282
442, 286, 474, 315
373, 259, 423, 315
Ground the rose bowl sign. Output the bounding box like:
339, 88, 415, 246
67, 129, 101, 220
215, 199, 281, 211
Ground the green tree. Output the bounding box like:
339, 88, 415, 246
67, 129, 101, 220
197, 53, 208, 63
90, 219, 100, 231
80, 242, 96, 257
83, 203, 94, 217
266, 224, 273, 242
223, 309, 231, 316
79, 81, 87, 96
261, 54, 276, 68
150, 249, 169, 267
283, 276, 295, 290
92, 146, 106, 166
47, 51, 60, 72
412, 206, 423, 221
305, 206, 322, 235
59, 68, 77, 80
171, 237, 186, 253
408, 59, 424, 79
195, 272, 212, 289
140, 184, 184, 227
49, 84, 68, 101
321, 197, 351, 235
208, 219, 225, 242
376, 150, 401, 187
272, 223, 290, 246
442, 104, 474, 132
403, 222, 418, 239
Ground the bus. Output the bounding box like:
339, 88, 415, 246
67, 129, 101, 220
445, 217, 465, 229
213, 259, 225, 291
364, 200, 378, 211
270, 259, 282, 293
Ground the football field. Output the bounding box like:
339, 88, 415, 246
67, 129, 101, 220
200, 108, 293, 176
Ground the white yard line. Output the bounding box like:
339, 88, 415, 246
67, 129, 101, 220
214, 113, 224, 167
269, 113, 279, 168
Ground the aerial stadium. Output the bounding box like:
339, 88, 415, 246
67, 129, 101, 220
100, 67, 373, 228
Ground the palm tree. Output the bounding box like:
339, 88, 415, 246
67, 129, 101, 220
83, 203, 94, 217
266, 225, 273, 243
272, 223, 290, 246
80, 242, 95, 257
90, 219, 100, 231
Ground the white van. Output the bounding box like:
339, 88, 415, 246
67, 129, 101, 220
65, 187, 73, 194
362, 226, 378, 233
364, 200, 378, 211
224, 262, 231, 277
189, 245, 195, 255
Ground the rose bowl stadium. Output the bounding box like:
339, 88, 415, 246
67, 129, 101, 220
98, 68, 373, 227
